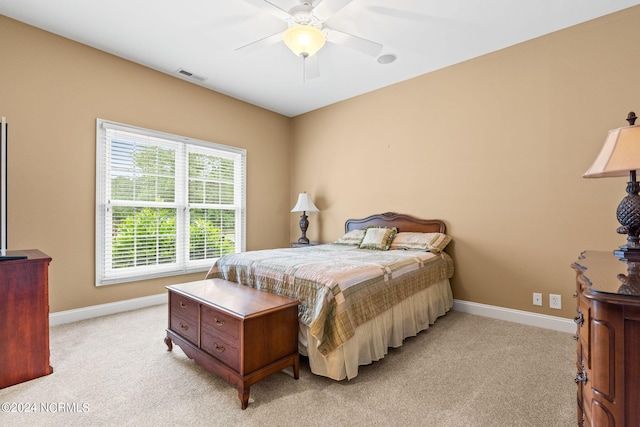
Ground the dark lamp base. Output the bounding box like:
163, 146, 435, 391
614, 247, 640, 263
614, 170, 640, 263
296, 212, 310, 246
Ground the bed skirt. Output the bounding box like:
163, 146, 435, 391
298, 278, 453, 380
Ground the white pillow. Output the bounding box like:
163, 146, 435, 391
334, 229, 365, 246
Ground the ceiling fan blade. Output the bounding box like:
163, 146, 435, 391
325, 28, 382, 57
235, 31, 283, 54
312, 0, 354, 21
304, 54, 320, 80
242, 0, 292, 20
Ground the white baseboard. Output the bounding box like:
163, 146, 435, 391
50, 294, 575, 334
49, 293, 167, 326
453, 299, 576, 334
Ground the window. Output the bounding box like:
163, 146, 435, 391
96, 119, 246, 286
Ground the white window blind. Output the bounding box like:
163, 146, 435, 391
96, 119, 246, 286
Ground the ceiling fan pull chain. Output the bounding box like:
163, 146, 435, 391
302, 52, 308, 83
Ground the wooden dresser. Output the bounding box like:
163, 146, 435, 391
0, 250, 53, 388
571, 251, 640, 426
165, 279, 299, 409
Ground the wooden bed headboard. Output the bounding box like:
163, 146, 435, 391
345, 212, 446, 234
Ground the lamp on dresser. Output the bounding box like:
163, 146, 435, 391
583, 111, 640, 262
291, 192, 319, 245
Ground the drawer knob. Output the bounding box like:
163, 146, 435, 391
575, 360, 588, 385
213, 342, 225, 353
574, 308, 584, 326
180, 302, 188, 308
214, 317, 225, 326
572, 334, 579, 341
575, 367, 588, 384
575, 371, 588, 384
180, 323, 189, 331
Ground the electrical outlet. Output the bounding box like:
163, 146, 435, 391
533, 292, 542, 306
550, 294, 562, 309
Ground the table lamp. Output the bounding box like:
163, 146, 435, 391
584, 111, 640, 261
291, 192, 319, 244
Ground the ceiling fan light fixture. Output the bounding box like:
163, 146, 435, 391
283, 25, 326, 57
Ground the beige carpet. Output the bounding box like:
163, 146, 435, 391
0, 304, 576, 426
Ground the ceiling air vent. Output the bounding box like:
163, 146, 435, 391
176, 68, 206, 82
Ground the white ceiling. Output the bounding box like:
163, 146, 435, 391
1, 0, 639, 117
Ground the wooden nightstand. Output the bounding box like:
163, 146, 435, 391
165, 279, 299, 409
290, 242, 320, 248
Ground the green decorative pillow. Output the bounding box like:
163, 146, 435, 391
334, 229, 366, 246
390, 232, 451, 253
359, 226, 397, 251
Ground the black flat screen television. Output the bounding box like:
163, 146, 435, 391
1, 117, 27, 261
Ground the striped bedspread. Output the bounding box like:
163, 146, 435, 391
205, 244, 454, 355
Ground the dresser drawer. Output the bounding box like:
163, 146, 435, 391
201, 328, 240, 371
170, 293, 199, 323
201, 306, 240, 341
170, 311, 199, 344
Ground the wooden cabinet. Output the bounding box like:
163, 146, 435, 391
0, 250, 53, 388
572, 251, 640, 426
165, 279, 299, 409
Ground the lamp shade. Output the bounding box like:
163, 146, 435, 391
283, 25, 326, 57
291, 193, 319, 213
584, 125, 640, 178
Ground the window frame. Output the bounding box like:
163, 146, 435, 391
95, 119, 246, 286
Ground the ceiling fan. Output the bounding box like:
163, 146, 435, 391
237, 0, 384, 79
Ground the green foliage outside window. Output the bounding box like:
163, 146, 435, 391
111, 207, 177, 268
110, 143, 236, 269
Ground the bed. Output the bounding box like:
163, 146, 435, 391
205, 212, 454, 380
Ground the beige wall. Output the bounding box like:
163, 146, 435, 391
3, 7, 640, 319
0, 16, 292, 312
290, 6, 640, 319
